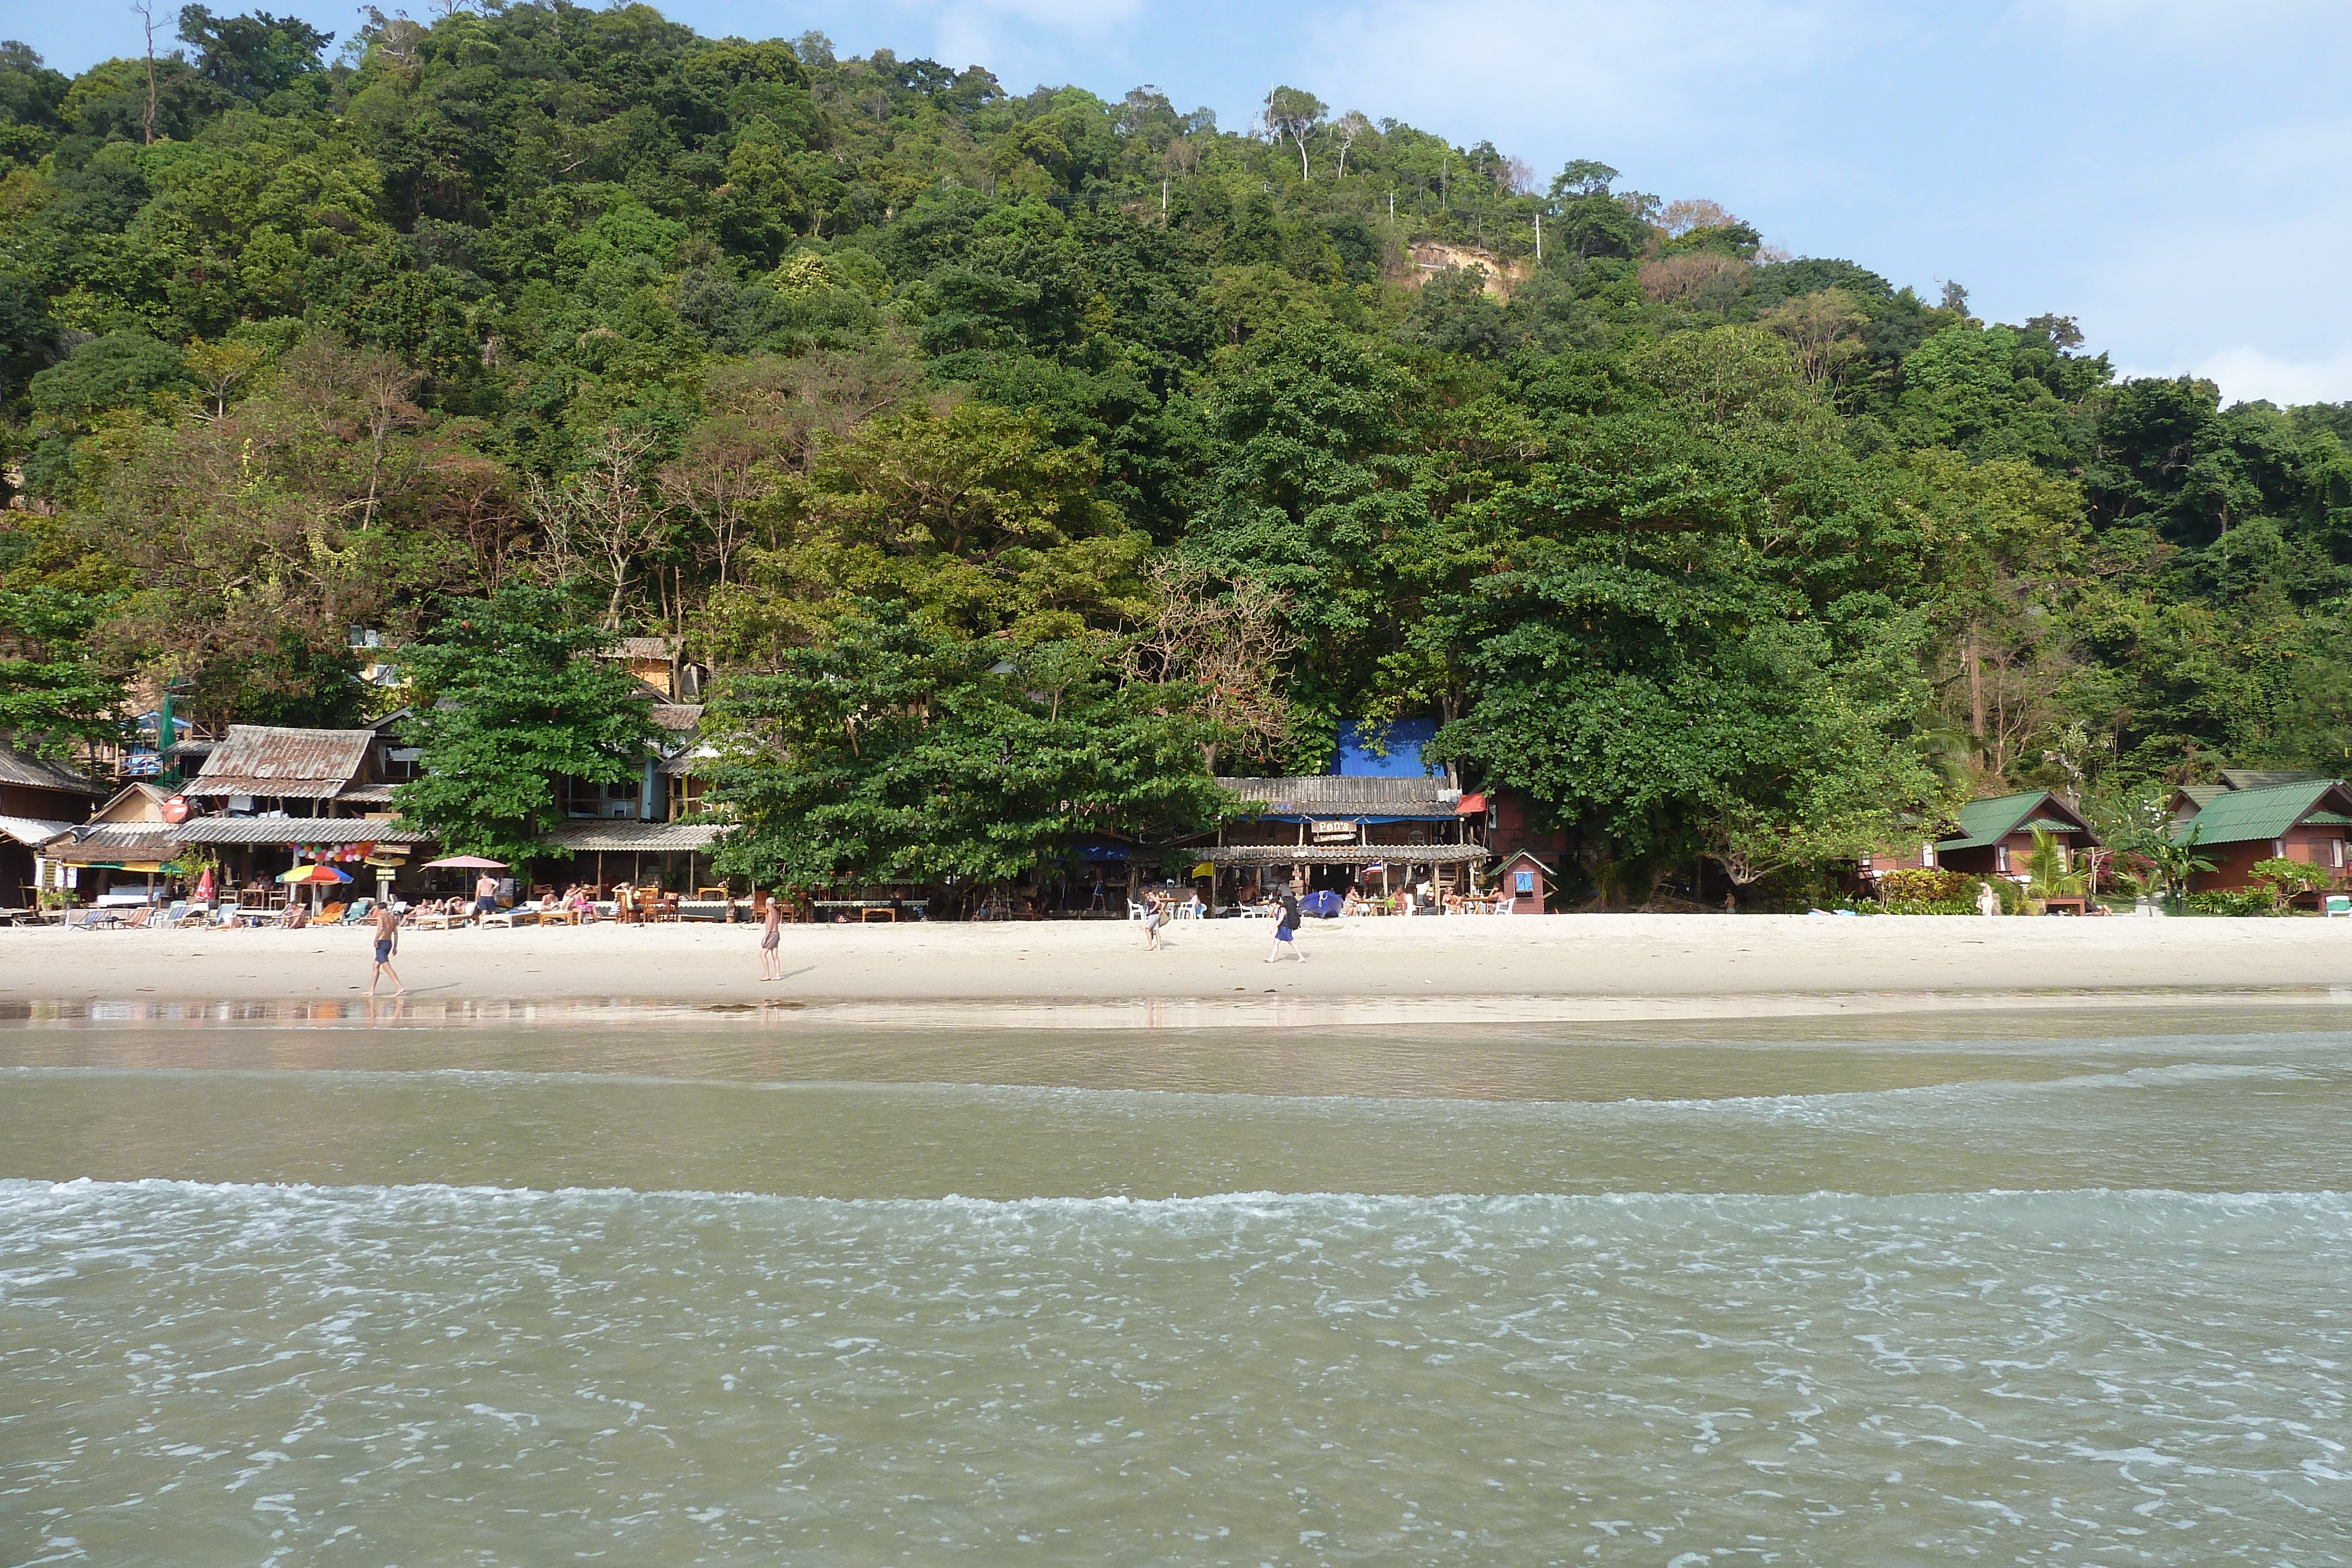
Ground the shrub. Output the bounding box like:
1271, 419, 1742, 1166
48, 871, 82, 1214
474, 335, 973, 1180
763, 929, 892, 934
1879, 898, 1977, 915
1873, 868, 1973, 905
2184, 890, 2274, 917
2249, 857, 2331, 912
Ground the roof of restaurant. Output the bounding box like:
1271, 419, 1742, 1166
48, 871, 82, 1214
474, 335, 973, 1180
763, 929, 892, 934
2171, 780, 2352, 847
1201, 842, 1486, 866
185, 726, 376, 798
0, 745, 102, 795
544, 820, 725, 852
0, 814, 78, 847
176, 817, 437, 845
1217, 775, 1459, 820
1936, 791, 2098, 852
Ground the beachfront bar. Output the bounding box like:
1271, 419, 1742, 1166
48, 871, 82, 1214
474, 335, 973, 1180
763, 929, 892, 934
1190, 774, 1491, 910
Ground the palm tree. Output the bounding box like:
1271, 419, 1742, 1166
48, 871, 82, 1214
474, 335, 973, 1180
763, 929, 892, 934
2025, 827, 2087, 905
2148, 825, 2216, 913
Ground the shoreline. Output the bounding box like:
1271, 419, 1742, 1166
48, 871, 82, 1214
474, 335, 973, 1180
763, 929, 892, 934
2, 985, 2352, 1031
6, 914, 2352, 1027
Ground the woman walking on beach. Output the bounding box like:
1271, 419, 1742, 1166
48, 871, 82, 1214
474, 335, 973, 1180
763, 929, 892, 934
368, 904, 406, 997
1142, 890, 1167, 951
1265, 883, 1305, 964
759, 889, 785, 981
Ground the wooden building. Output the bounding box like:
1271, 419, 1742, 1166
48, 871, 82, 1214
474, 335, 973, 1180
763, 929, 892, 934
2169, 777, 2352, 893
1927, 791, 2100, 878
1191, 774, 1488, 905
35, 783, 182, 902
0, 745, 101, 904
1493, 850, 1555, 914
175, 725, 436, 901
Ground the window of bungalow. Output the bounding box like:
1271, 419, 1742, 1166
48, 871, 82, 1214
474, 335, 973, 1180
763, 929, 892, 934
2334, 838, 2346, 870
1996, 844, 2009, 872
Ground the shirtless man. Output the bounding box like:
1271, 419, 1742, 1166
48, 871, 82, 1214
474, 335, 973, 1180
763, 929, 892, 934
759, 890, 785, 980
368, 903, 406, 996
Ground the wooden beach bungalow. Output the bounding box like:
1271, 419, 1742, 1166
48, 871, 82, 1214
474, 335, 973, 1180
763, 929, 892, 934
2168, 777, 2352, 893
1929, 791, 2100, 878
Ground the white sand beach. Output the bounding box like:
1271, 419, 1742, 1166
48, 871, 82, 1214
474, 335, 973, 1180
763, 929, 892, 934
5, 912, 2352, 1025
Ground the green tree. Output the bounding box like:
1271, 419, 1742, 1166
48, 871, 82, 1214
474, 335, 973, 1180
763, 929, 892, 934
0, 585, 126, 751
703, 603, 1225, 896
392, 584, 663, 864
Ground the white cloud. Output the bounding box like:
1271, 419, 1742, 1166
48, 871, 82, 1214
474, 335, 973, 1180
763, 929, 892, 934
2141, 345, 2352, 408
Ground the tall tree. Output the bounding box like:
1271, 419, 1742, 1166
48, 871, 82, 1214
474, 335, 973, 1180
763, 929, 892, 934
392, 585, 663, 864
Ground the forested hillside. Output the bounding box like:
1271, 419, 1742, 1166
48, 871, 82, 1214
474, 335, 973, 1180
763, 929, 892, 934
3, 4, 2350, 900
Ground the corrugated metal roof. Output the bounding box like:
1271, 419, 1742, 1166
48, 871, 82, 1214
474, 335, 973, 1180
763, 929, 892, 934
0, 814, 78, 847
650, 704, 703, 732
186, 726, 376, 798
2220, 768, 2322, 791
1202, 844, 1486, 866
177, 817, 437, 845
1936, 791, 2096, 852
335, 784, 398, 804
2176, 784, 2229, 810
545, 820, 725, 852
0, 747, 101, 795
2171, 781, 2352, 847
1217, 775, 1458, 819
54, 823, 178, 850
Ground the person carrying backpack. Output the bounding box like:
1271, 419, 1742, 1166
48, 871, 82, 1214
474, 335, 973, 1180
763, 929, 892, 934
1265, 882, 1306, 964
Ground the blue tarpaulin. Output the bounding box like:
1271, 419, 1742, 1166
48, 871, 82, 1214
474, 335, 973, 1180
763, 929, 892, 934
1335, 719, 1442, 778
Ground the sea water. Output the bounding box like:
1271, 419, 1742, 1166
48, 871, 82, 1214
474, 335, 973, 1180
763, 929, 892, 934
2, 1009, 2348, 1565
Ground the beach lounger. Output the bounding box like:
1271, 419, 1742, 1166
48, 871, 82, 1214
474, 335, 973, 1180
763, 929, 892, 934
2327, 895, 2351, 918
64, 908, 122, 931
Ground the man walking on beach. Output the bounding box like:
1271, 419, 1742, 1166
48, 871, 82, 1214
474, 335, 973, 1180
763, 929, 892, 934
1266, 881, 1305, 964
368, 903, 406, 996
759, 889, 785, 981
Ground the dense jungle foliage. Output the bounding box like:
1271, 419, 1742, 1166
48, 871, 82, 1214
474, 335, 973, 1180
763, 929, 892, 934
2, 4, 2350, 898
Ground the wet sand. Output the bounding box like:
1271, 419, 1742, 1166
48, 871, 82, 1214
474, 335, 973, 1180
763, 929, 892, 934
6, 912, 2352, 1025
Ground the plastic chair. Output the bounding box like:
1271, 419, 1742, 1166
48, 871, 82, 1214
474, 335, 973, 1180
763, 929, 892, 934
2327, 895, 2351, 918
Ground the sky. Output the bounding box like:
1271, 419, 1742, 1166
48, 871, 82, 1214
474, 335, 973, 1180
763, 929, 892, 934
17, 0, 2352, 404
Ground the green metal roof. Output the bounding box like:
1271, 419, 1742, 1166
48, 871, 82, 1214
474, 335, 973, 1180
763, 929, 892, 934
2309, 811, 2352, 827
1936, 791, 2089, 852
2171, 780, 2352, 847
